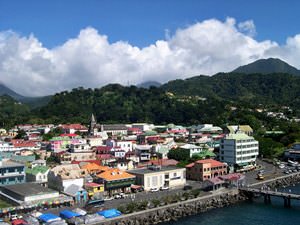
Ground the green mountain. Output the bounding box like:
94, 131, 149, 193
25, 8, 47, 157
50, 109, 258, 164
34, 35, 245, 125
232, 58, 300, 75
137, 81, 162, 88
162, 73, 300, 106
0, 83, 51, 108
0, 83, 24, 100
0, 95, 30, 128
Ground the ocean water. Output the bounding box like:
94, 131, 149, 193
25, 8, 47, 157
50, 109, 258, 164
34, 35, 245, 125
162, 184, 300, 225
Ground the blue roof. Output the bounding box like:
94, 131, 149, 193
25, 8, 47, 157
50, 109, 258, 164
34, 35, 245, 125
60, 210, 81, 219
39, 213, 60, 222
97, 209, 121, 218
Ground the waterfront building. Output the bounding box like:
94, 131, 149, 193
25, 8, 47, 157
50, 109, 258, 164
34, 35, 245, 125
97, 168, 135, 196
185, 159, 227, 181
219, 132, 259, 168
284, 143, 300, 160
128, 165, 186, 191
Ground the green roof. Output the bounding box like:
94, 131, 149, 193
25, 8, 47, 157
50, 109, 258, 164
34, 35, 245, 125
144, 130, 158, 136
26, 166, 49, 175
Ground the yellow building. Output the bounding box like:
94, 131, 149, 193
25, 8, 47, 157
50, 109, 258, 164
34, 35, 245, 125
84, 182, 105, 198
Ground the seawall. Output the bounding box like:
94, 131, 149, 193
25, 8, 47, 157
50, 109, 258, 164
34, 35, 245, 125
92, 189, 245, 225
249, 172, 300, 189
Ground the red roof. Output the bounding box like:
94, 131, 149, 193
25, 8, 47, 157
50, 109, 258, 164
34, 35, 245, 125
60, 133, 78, 137
186, 159, 225, 168
140, 159, 179, 167
195, 159, 225, 167
128, 127, 141, 131
85, 182, 103, 187
60, 124, 88, 130
96, 146, 112, 152
97, 154, 115, 160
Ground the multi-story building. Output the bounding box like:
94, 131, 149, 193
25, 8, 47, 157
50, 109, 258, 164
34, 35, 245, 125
186, 159, 227, 181
128, 165, 186, 191
134, 145, 151, 161
219, 132, 259, 168
47, 164, 87, 192
97, 168, 135, 196
0, 157, 25, 186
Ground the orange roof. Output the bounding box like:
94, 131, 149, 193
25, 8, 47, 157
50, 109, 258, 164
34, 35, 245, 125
81, 163, 109, 172
97, 168, 135, 181
195, 159, 225, 167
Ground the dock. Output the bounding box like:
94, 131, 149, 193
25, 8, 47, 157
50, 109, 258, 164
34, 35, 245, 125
240, 187, 300, 207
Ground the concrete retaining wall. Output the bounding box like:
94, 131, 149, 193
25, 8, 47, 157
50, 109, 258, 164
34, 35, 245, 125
92, 189, 245, 225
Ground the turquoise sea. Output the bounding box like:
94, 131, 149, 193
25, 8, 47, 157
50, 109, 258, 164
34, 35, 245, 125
162, 184, 300, 225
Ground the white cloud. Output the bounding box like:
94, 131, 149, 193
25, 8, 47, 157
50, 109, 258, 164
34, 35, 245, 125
238, 20, 257, 37
0, 18, 299, 96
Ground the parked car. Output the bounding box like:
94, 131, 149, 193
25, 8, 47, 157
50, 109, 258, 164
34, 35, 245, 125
114, 194, 122, 199
150, 187, 159, 192
160, 186, 169, 191
104, 196, 114, 201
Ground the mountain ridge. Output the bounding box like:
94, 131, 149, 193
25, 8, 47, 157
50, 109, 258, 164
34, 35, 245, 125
232, 58, 300, 75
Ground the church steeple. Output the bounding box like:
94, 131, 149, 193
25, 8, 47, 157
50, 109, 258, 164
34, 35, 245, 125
89, 113, 97, 135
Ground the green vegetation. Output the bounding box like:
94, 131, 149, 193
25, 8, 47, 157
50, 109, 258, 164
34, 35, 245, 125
0, 199, 11, 208
1, 72, 300, 159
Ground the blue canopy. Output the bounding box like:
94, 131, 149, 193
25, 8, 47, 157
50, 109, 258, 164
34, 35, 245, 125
38, 213, 60, 222
97, 209, 122, 218
60, 210, 81, 219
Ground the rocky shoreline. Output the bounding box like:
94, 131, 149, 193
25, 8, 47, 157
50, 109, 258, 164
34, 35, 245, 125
93, 189, 247, 225
251, 172, 300, 189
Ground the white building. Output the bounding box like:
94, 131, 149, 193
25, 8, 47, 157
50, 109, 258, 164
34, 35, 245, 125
129, 165, 186, 191
106, 139, 133, 152
47, 164, 86, 192
180, 144, 203, 157
219, 132, 259, 167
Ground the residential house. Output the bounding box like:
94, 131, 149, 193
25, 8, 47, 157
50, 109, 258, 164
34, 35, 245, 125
186, 159, 227, 181
106, 139, 133, 152
180, 144, 203, 157
108, 158, 137, 171
60, 124, 88, 134
97, 168, 135, 196
31, 159, 46, 168
48, 164, 87, 192
26, 165, 49, 186
135, 145, 152, 161
129, 165, 186, 191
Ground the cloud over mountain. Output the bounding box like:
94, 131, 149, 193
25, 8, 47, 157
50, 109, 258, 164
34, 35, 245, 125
0, 17, 299, 96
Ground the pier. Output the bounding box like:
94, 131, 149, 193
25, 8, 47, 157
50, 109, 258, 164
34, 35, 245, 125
240, 187, 300, 207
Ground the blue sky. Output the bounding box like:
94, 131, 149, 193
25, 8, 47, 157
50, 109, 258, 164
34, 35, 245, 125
0, 0, 298, 48
0, 0, 300, 96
